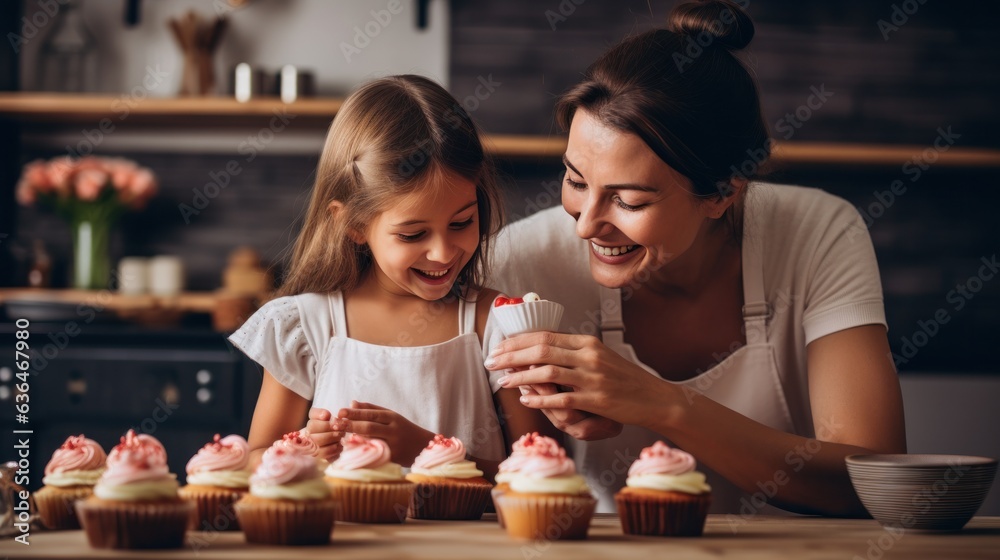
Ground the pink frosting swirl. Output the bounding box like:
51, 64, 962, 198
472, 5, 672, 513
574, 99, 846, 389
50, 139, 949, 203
45, 435, 107, 475
99, 430, 170, 486
412, 435, 467, 470
499, 433, 564, 474
186, 434, 250, 474
250, 444, 321, 486
329, 434, 391, 471
276, 429, 320, 457
628, 441, 697, 477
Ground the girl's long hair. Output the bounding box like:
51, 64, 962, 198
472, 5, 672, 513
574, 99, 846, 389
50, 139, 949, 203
278, 75, 504, 298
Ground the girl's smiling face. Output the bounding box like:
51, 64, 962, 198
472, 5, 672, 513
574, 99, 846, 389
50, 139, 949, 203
360, 166, 480, 301
561, 109, 733, 290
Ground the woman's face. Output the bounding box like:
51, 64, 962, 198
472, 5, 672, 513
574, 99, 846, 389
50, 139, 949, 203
561, 110, 723, 289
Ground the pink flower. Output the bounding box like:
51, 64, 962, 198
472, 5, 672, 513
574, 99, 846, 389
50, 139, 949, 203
106, 158, 138, 191
75, 169, 109, 201
15, 178, 36, 205
47, 157, 76, 195
22, 160, 53, 194
127, 168, 157, 208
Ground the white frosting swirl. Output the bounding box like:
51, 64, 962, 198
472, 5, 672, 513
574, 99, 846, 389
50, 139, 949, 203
509, 474, 590, 495
94, 475, 179, 501
185, 469, 251, 488
250, 477, 330, 500
324, 462, 405, 482
42, 468, 104, 487
410, 460, 483, 479
494, 472, 516, 485
625, 472, 711, 495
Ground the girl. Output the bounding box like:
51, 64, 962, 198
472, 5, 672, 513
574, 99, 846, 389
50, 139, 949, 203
229, 75, 555, 478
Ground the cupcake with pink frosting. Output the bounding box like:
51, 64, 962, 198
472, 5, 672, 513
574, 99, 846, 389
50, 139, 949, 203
233, 441, 337, 545
492, 432, 563, 527
277, 428, 329, 471
494, 438, 596, 540
35, 435, 107, 529
178, 434, 251, 531
323, 434, 414, 523
405, 434, 493, 520
75, 430, 194, 549
615, 441, 712, 536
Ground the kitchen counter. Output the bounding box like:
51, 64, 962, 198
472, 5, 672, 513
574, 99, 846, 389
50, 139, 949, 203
11, 514, 1000, 559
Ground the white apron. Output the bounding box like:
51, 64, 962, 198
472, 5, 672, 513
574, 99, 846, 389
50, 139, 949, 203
572, 235, 796, 514
312, 290, 506, 465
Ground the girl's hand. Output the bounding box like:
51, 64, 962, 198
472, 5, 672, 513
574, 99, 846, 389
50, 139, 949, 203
486, 332, 671, 431
337, 400, 435, 466
306, 407, 348, 461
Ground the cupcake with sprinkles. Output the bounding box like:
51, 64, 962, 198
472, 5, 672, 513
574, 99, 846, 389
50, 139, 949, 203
615, 441, 712, 536
75, 430, 193, 549
179, 434, 251, 531
406, 434, 493, 520
234, 441, 337, 545
492, 432, 561, 527
35, 435, 107, 530
324, 434, 415, 523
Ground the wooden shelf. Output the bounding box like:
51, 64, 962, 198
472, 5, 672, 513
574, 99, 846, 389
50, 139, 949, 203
2, 93, 999, 166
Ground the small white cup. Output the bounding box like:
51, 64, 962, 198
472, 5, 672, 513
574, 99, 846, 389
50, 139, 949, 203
148, 256, 185, 296
117, 257, 148, 295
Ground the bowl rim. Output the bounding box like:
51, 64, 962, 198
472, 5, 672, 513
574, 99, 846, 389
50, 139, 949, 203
845, 454, 998, 468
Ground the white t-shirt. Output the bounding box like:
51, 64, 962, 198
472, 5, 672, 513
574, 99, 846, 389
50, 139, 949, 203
486, 183, 887, 438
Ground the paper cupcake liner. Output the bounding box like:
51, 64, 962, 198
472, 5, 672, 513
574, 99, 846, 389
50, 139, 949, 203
615, 489, 711, 537
492, 300, 565, 337
75, 496, 194, 549
233, 495, 337, 545
325, 478, 415, 524
491, 484, 510, 528
178, 484, 246, 531
406, 476, 493, 520
35, 485, 93, 530
495, 492, 596, 541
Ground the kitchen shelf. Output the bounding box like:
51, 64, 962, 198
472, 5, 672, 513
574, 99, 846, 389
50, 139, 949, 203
2, 93, 999, 166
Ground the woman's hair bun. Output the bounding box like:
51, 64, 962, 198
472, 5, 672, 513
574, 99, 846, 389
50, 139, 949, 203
667, 0, 755, 51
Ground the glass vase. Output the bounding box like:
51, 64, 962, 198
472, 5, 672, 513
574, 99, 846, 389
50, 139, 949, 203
71, 216, 111, 290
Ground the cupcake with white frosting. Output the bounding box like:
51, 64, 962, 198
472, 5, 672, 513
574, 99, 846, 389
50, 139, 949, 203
615, 441, 712, 536
76, 430, 193, 549
323, 434, 415, 523
406, 434, 493, 520
35, 435, 106, 530
492, 432, 562, 527
234, 441, 337, 545
179, 434, 250, 531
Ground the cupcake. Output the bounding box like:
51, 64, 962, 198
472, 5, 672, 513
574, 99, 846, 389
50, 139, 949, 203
406, 434, 493, 520
495, 441, 595, 540
233, 442, 337, 545
324, 434, 415, 523
492, 432, 562, 528
491, 292, 564, 336
614, 441, 712, 537
75, 430, 194, 549
277, 429, 329, 472
178, 434, 251, 531
35, 435, 106, 530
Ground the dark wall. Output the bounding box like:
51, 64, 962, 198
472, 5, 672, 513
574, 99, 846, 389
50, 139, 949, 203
450, 0, 999, 146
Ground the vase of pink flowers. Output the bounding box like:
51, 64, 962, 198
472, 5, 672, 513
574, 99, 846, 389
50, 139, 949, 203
16, 156, 157, 290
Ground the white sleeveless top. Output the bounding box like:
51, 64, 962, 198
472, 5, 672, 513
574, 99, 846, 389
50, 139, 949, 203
229, 290, 507, 464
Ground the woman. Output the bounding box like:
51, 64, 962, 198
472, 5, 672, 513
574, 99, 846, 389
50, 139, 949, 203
484, 0, 906, 516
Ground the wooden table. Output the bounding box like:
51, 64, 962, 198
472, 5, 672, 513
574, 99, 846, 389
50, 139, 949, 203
9, 514, 1000, 559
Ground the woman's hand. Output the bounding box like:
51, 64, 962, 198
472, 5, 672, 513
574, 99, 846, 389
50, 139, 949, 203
337, 400, 435, 466
306, 407, 348, 461
517, 381, 623, 441
485, 332, 674, 430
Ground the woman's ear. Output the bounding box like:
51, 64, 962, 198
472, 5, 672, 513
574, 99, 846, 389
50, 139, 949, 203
702, 177, 748, 219
329, 200, 366, 244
